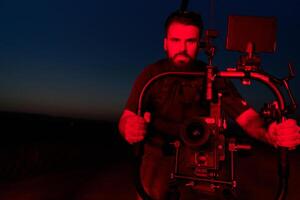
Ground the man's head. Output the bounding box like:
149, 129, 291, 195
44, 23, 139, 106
164, 11, 203, 67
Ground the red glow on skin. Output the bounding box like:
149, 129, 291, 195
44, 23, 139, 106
164, 22, 201, 67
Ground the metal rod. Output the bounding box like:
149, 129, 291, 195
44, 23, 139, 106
174, 174, 233, 185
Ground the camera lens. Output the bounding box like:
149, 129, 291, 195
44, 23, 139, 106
181, 118, 210, 148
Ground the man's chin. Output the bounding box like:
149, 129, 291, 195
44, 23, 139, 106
172, 59, 193, 68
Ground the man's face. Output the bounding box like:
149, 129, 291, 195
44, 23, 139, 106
164, 22, 201, 67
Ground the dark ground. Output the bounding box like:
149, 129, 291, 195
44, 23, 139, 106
0, 111, 299, 200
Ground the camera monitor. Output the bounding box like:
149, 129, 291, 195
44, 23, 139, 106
226, 15, 277, 53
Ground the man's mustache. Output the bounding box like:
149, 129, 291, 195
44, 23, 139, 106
173, 52, 192, 59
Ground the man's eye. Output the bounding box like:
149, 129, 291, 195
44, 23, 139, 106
187, 39, 197, 44
171, 38, 180, 42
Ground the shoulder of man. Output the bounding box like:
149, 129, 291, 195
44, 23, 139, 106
137, 58, 170, 78
195, 59, 207, 67
145, 58, 170, 70
190, 59, 207, 72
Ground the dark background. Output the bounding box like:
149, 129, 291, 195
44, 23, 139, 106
0, 0, 299, 199
0, 0, 299, 119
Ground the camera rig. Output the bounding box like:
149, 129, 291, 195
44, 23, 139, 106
135, 53, 296, 200
133, 1, 297, 199
134, 22, 296, 200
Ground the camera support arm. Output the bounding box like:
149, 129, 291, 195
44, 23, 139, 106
137, 68, 292, 200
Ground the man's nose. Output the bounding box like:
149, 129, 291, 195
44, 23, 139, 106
178, 41, 187, 52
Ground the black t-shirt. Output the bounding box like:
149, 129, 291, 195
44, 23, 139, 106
125, 59, 249, 138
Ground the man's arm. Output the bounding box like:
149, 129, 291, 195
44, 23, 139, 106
236, 108, 300, 148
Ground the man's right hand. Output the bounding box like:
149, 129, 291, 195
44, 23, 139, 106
118, 110, 151, 144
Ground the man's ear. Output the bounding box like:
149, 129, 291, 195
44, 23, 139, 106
163, 37, 167, 51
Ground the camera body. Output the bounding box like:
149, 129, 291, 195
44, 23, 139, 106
179, 116, 226, 178
171, 94, 233, 192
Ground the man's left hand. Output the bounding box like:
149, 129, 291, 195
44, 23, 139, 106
267, 119, 300, 148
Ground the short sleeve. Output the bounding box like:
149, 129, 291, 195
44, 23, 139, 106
125, 65, 158, 114
216, 78, 250, 119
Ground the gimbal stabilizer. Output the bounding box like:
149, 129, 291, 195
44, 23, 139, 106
133, 1, 297, 200
135, 60, 296, 200
134, 27, 296, 200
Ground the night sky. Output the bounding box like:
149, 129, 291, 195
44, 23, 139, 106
0, 0, 299, 120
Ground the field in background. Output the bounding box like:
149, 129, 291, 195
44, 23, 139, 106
0, 111, 299, 200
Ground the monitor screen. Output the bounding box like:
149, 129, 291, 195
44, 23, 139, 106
226, 15, 277, 53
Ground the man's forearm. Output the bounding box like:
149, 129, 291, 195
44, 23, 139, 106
236, 108, 273, 145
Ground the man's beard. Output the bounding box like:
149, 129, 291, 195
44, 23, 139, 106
169, 52, 194, 67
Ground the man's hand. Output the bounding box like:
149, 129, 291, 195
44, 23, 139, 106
119, 110, 151, 144
267, 119, 300, 148
236, 108, 300, 149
